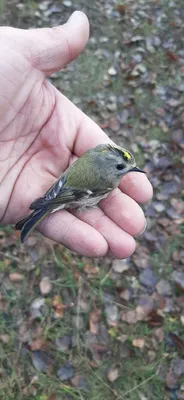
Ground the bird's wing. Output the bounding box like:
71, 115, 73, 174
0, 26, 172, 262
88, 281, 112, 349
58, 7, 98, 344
30, 174, 67, 209
30, 187, 93, 210
30, 173, 112, 211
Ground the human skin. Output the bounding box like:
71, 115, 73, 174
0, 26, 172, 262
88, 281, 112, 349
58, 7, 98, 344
0, 11, 153, 257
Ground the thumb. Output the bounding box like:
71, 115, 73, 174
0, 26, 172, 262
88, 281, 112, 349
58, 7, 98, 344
26, 11, 89, 75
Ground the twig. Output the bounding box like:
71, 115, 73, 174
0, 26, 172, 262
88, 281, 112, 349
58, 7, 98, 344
0, 250, 20, 263
100, 267, 113, 285
119, 373, 157, 399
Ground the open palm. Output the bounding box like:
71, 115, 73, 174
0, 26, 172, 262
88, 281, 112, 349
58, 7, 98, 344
0, 12, 152, 257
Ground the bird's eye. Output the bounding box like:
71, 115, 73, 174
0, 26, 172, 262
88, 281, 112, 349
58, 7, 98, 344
116, 164, 125, 170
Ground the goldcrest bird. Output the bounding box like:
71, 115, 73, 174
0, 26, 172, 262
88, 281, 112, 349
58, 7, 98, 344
15, 143, 145, 243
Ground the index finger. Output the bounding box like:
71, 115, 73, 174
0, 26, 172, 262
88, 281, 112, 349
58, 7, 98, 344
120, 172, 153, 204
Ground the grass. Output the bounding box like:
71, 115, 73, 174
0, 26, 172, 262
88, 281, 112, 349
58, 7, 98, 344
151, 234, 184, 278
0, 243, 172, 400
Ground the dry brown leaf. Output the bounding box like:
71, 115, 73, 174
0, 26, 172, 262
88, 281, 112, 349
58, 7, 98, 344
9, 272, 24, 282
29, 338, 47, 351
84, 265, 100, 276
0, 299, 8, 311
89, 310, 101, 334
90, 343, 106, 353
47, 394, 57, 400
166, 368, 178, 390
52, 295, 66, 318
147, 310, 164, 327
116, 4, 127, 15
0, 334, 10, 343
107, 366, 120, 382
166, 50, 178, 62
154, 327, 164, 343
168, 333, 184, 352
52, 295, 62, 307
118, 288, 131, 301
121, 310, 137, 324
39, 276, 52, 295
55, 304, 65, 318
132, 338, 145, 349
136, 297, 154, 321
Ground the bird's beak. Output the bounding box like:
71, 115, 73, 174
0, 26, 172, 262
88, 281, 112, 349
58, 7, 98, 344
130, 167, 146, 173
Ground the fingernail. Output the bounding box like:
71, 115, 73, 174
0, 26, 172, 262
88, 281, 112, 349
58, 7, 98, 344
67, 11, 86, 24
136, 219, 147, 237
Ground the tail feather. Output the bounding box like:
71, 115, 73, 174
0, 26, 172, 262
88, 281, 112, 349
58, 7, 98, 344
15, 215, 31, 231
16, 208, 50, 243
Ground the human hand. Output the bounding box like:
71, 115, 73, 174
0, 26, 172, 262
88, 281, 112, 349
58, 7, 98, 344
0, 11, 153, 257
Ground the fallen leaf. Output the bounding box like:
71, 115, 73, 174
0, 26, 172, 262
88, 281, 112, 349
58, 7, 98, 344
130, 35, 144, 43
156, 279, 172, 296
107, 365, 119, 382
71, 375, 89, 391
147, 311, 164, 327
55, 335, 71, 352
166, 368, 179, 390
112, 259, 130, 273
9, 272, 24, 282
132, 338, 145, 349
166, 50, 178, 62
172, 271, 184, 292
30, 338, 46, 351
139, 269, 158, 288
118, 288, 131, 301
136, 297, 154, 321
108, 66, 117, 76
54, 304, 65, 318
154, 327, 164, 342
167, 98, 180, 108
57, 362, 74, 381
89, 309, 101, 334
48, 395, 57, 400
121, 310, 137, 324
32, 351, 53, 372
159, 121, 169, 133
105, 304, 118, 326
84, 265, 100, 276
116, 4, 127, 15
39, 276, 52, 295
172, 358, 184, 378
90, 343, 106, 353
168, 333, 184, 352
52, 295, 62, 307
108, 117, 120, 132
0, 334, 10, 343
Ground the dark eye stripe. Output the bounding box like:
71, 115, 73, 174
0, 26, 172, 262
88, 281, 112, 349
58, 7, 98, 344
116, 164, 125, 170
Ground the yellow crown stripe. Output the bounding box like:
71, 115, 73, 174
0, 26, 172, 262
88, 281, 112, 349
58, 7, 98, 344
123, 151, 131, 160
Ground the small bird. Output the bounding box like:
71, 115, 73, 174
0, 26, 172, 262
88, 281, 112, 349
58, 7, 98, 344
16, 143, 145, 243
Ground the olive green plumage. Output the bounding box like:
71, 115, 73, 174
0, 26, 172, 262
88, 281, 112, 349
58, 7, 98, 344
15, 143, 145, 243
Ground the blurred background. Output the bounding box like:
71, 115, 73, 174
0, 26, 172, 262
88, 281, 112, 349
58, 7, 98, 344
0, 1, 184, 399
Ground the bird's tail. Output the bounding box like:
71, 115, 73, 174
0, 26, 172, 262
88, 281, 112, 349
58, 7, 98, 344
15, 208, 50, 243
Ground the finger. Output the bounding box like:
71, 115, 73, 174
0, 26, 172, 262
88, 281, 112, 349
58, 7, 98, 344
120, 172, 153, 204
99, 188, 146, 237
73, 111, 113, 155
73, 207, 136, 258
26, 11, 89, 74
38, 209, 108, 257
